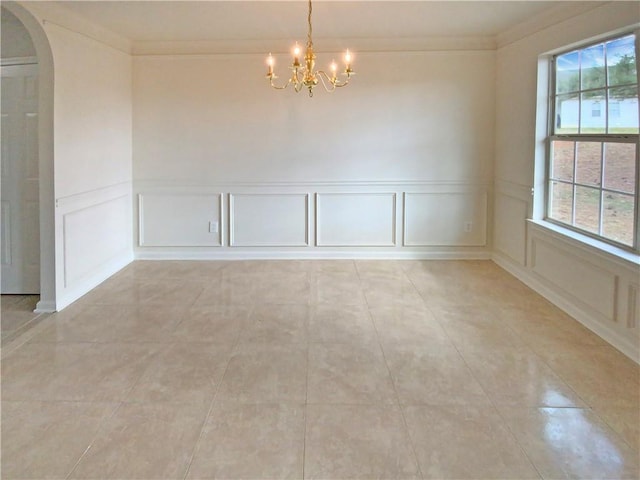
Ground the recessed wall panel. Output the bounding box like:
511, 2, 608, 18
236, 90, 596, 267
530, 237, 616, 320
628, 284, 639, 329
494, 192, 528, 264
316, 193, 396, 246
139, 193, 222, 247
64, 195, 130, 286
230, 193, 308, 247
404, 192, 487, 246
1, 202, 11, 265
25, 113, 38, 179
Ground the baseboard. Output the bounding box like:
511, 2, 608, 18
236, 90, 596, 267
34, 300, 57, 313
56, 252, 134, 311
134, 249, 493, 261
493, 252, 640, 365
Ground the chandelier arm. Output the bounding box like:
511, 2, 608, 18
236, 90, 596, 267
268, 75, 292, 90
316, 70, 337, 93
330, 72, 351, 88
333, 75, 351, 88
292, 68, 304, 92
317, 70, 352, 89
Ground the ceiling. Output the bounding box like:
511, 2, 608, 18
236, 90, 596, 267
52, 1, 598, 47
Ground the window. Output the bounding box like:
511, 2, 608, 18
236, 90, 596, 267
548, 33, 639, 250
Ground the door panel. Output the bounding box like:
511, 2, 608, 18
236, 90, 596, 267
1, 63, 39, 294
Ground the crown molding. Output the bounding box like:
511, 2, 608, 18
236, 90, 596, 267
16, 0, 132, 54
21, 1, 613, 56
132, 35, 495, 56
496, 1, 607, 48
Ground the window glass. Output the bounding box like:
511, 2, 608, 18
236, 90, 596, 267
602, 192, 635, 246
608, 100, 620, 119
575, 142, 602, 187
556, 50, 580, 94
603, 142, 636, 194
574, 185, 601, 233
606, 35, 637, 87
608, 87, 639, 133
548, 32, 638, 250
555, 94, 579, 134
549, 181, 574, 224
580, 91, 606, 133
550, 141, 575, 182
581, 44, 606, 90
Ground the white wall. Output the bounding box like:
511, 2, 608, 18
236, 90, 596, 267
48, 23, 133, 308
133, 51, 495, 258
16, 2, 134, 309
494, 2, 640, 361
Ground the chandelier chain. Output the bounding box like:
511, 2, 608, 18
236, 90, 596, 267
307, 0, 313, 48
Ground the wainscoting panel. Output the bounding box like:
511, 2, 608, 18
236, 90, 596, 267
1, 202, 11, 265
494, 191, 528, 265
627, 283, 639, 329
63, 194, 130, 287
24, 199, 40, 268
25, 112, 38, 179
133, 181, 493, 259
530, 237, 617, 321
496, 220, 640, 363
139, 193, 222, 247
316, 193, 396, 247
56, 182, 133, 310
230, 193, 309, 247
404, 192, 487, 246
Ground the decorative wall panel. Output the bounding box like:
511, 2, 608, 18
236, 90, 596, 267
316, 193, 396, 247
530, 237, 617, 320
139, 193, 222, 247
62, 193, 130, 287
404, 192, 487, 246
494, 192, 528, 265
230, 193, 309, 247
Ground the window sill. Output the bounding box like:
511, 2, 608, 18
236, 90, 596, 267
527, 219, 640, 268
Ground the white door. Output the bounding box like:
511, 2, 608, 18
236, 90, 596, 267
1, 63, 40, 294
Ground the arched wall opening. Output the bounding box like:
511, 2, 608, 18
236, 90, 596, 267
3, 2, 56, 311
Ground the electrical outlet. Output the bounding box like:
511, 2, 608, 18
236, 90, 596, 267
464, 221, 473, 232
209, 221, 219, 233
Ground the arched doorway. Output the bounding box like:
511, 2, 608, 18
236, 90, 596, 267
2, 7, 39, 295
1, 3, 55, 312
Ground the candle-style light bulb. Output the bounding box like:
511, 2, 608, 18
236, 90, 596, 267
293, 43, 301, 67
330, 60, 337, 81
266, 53, 274, 75
344, 49, 354, 75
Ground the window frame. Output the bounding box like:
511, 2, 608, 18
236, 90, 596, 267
545, 30, 640, 253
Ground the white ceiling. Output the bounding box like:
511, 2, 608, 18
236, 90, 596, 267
53, 0, 594, 45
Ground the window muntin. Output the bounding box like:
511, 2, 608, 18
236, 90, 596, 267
548, 33, 639, 250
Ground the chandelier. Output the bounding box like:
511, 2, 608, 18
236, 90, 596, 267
265, 0, 355, 97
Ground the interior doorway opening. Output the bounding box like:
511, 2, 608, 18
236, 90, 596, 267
1, 4, 56, 312
1, 14, 40, 294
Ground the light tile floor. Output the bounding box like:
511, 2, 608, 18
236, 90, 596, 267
1, 260, 639, 479
1, 295, 47, 346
